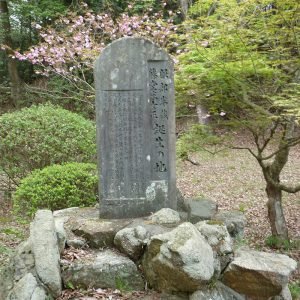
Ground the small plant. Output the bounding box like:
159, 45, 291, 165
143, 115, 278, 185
290, 281, 300, 300
13, 162, 98, 217
207, 274, 218, 290
115, 277, 132, 292
0, 244, 10, 255
233, 237, 248, 250
265, 235, 291, 250
66, 281, 75, 290
1, 227, 24, 238
238, 203, 247, 213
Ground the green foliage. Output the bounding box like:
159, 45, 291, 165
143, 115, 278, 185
66, 281, 75, 290
177, 124, 226, 159
88, 0, 179, 17
290, 281, 300, 300
176, 0, 300, 121
0, 227, 24, 238
115, 276, 132, 292
0, 243, 10, 255
13, 162, 98, 217
0, 103, 96, 186
264, 235, 300, 250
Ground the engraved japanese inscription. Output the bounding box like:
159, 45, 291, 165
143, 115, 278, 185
149, 61, 170, 178
100, 90, 146, 200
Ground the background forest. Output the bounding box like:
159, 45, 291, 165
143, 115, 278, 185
0, 0, 299, 297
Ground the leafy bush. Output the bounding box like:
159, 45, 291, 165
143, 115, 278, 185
13, 162, 98, 216
0, 103, 96, 186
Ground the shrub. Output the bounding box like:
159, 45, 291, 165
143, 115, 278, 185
13, 162, 98, 217
0, 103, 96, 187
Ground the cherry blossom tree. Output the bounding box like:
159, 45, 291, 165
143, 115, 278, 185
13, 4, 178, 108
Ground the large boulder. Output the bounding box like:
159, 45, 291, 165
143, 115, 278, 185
30, 210, 62, 297
142, 222, 214, 292
187, 199, 217, 223
114, 226, 150, 260
61, 249, 144, 290
223, 249, 297, 298
189, 281, 245, 300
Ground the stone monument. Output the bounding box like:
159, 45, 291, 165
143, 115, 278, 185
94, 37, 176, 218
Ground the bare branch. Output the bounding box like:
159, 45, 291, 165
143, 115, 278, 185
261, 118, 281, 152
232, 146, 258, 159
186, 157, 200, 166
279, 183, 300, 193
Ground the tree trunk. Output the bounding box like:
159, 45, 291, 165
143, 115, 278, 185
0, 0, 23, 106
265, 182, 288, 239
179, 0, 193, 19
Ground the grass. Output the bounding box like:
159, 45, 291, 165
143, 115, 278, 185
290, 281, 300, 300
0, 243, 10, 255
1, 227, 24, 238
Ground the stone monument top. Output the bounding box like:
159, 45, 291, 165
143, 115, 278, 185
94, 37, 176, 218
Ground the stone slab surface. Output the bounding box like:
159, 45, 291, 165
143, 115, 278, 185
187, 198, 217, 223
223, 249, 297, 298
61, 249, 144, 290
94, 37, 176, 218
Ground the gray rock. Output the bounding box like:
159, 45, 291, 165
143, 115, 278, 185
214, 210, 246, 239
30, 210, 62, 297
66, 239, 86, 249
54, 207, 99, 247
187, 199, 217, 223
71, 218, 132, 248
7, 273, 38, 300
114, 226, 149, 260
61, 249, 144, 290
0, 261, 14, 300
149, 208, 181, 225
195, 221, 233, 273
189, 281, 245, 300
273, 285, 292, 300
12, 240, 35, 281
195, 221, 232, 254
54, 218, 67, 254
53, 207, 80, 217
142, 222, 214, 292
223, 249, 297, 298
31, 287, 47, 300
0, 240, 35, 300
126, 218, 176, 237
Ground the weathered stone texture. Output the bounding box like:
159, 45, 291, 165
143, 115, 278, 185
148, 208, 181, 225
61, 249, 144, 290
114, 226, 149, 260
187, 199, 217, 223
94, 37, 176, 218
223, 249, 297, 298
142, 222, 214, 292
30, 210, 62, 297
